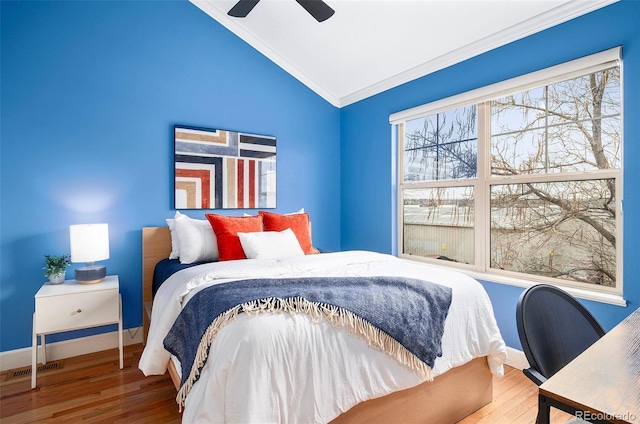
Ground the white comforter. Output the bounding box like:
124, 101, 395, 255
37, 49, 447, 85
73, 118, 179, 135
139, 250, 507, 424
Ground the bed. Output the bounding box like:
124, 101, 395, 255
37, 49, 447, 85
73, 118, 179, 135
139, 220, 507, 423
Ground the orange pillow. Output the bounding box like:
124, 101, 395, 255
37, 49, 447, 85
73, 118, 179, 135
205, 214, 263, 261
258, 211, 319, 255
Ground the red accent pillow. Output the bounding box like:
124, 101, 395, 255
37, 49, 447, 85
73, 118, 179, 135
258, 211, 319, 255
205, 214, 263, 261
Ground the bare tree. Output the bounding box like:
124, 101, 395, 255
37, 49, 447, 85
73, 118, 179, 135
403, 68, 620, 287
490, 68, 620, 286
404, 106, 477, 181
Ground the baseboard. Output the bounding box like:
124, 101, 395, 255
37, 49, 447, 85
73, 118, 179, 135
0, 327, 144, 372
504, 346, 529, 370
2, 330, 528, 374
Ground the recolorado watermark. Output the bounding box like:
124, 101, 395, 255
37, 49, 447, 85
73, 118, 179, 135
572, 411, 637, 422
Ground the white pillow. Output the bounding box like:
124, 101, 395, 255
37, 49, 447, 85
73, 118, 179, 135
174, 212, 219, 264
238, 229, 304, 260
166, 211, 182, 260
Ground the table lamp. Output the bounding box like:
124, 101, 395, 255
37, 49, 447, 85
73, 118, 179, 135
70, 223, 109, 284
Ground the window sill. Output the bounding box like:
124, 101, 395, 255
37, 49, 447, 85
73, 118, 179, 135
400, 255, 627, 307
465, 270, 627, 307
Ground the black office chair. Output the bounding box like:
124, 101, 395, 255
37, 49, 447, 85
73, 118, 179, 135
516, 284, 606, 386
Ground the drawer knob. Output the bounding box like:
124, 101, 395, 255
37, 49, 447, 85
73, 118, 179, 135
76, 309, 82, 313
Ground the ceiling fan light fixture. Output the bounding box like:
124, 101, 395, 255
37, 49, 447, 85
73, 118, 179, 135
227, 0, 334, 22
295, 0, 335, 22
228, 0, 260, 18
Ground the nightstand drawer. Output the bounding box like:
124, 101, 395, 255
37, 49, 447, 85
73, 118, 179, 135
35, 289, 119, 333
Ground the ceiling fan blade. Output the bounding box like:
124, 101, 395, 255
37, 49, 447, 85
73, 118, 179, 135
228, 0, 261, 18
295, 0, 335, 22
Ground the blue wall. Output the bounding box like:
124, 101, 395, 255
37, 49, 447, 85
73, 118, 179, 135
340, 0, 640, 348
2, 0, 638, 355
0, 0, 341, 352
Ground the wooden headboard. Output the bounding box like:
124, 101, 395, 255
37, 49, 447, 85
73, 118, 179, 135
142, 226, 172, 341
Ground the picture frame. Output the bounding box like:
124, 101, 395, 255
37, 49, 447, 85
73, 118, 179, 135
174, 125, 276, 209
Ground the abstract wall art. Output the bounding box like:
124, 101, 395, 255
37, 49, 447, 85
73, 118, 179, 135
174, 125, 276, 209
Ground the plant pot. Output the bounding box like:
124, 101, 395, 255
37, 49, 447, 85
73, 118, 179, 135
48, 272, 66, 285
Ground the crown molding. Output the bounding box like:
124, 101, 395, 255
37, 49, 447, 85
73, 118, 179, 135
191, 0, 618, 109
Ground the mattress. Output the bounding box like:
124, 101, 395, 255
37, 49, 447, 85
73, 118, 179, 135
140, 250, 507, 423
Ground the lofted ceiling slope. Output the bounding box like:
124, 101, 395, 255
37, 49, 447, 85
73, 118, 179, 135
191, 0, 617, 107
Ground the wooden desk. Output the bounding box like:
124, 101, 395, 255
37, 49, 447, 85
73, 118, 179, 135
538, 307, 640, 424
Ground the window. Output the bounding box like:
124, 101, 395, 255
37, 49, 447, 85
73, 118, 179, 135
392, 48, 622, 296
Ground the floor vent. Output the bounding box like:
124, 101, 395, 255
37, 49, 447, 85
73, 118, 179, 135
4, 360, 64, 381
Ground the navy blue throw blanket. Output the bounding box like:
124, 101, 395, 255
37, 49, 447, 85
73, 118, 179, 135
163, 276, 452, 405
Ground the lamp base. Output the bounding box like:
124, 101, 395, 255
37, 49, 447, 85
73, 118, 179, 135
75, 265, 106, 284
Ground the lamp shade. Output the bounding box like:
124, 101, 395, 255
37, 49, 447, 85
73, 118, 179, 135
70, 224, 110, 263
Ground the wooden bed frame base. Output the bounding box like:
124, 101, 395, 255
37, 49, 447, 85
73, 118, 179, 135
331, 357, 491, 423
142, 227, 493, 423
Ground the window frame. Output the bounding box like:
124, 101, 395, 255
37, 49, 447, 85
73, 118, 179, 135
391, 47, 624, 304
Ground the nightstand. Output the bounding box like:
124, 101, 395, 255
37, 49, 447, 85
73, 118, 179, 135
31, 275, 123, 389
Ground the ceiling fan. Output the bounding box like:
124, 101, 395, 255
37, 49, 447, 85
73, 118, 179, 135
228, 0, 335, 22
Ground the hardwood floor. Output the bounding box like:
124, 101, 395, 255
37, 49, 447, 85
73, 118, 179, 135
0, 344, 573, 423
0, 344, 181, 423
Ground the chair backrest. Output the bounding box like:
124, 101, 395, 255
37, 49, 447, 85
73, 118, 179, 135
516, 284, 605, 381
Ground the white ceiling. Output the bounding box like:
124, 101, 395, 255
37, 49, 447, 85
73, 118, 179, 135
191, 0, 616, 107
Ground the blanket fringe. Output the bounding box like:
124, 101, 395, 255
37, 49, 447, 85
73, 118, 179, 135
175, 296, 433, 409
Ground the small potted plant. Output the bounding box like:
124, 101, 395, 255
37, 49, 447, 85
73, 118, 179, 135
43, 254, 71, 284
